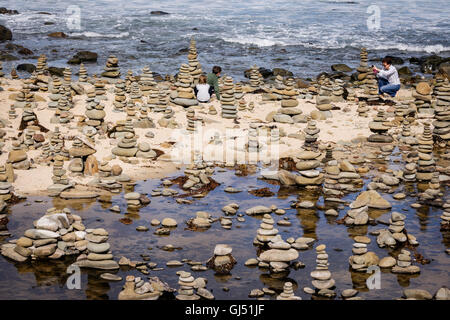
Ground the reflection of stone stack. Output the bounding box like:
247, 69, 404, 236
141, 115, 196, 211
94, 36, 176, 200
368, 110, 393, 143
249, 65, 260, 90
170, 64, 198, 107
413, 82, 433, 115
416, 123, 435, 181
221, 76, 237, 119
234, 82, 244, 99
187, 37, 202, 86
101, 55, 121, 78
310, 244, 336, 297
277, 282, 301, 300
357, 101, 369, 117
113, 79, 126, 112
78, 63, 88, 82
433, 78, 450, 144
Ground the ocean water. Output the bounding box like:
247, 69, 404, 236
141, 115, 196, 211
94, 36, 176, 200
1, 0, 449, 80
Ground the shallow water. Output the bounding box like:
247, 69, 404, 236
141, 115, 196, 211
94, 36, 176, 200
1, 0, 449, 80
0, 147, 449, 300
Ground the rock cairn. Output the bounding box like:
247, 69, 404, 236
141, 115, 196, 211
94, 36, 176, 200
433, 77, 450, 144
259, 235, 299, 273
254, 214, 278, 245
78, 63, 88, 82
357, 48, 379, 102
348, 236, 379, 272
139, 66, 156, 95
85, 96, 106, 130
118, 275, 162, 300
206, 244, 237, 274
171, 64, 198, 107
0, 62, 3, 78
234, 82, 244, 99
316, 77, 333, 114
94, 79, 107, 100
303, 119, 320, 149
273, 78, 301, 124
309, 244, 336, 298
129, 82, 143, 103
357, 101, 369, 117
277, 282, 301, 300
101, 55, 121, 78
368, 109, 393, 143
48, 155, 72, 195
112, 132, 138, 158
48, 76, 62, 108
187, 37, 202, 86
113, 79, 126, 112
391, 249, 420, 274
294, 150, 324, 186
186, 107, 202, 132
413, 81, 433, 116
441, 200, 450, 230
377, 212, 416, 247
176, 271, 200, 300
35, 54, 48, 75
221, 76, 237, 119
416, 123, 435, 181
249, 65, 260, 91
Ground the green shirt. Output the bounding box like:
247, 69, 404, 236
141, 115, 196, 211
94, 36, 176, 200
207, 73, 220, 100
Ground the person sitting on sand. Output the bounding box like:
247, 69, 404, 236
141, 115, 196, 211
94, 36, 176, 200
372, 56, 401, 98
194, 75, 214, 103
207, 66, 222, 101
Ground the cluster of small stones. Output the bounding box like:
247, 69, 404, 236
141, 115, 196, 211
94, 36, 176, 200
101, 55, 121, 78
433, 77, 450, 144
357, 101, 369, 117
221, 76, 237, 119
377, 212, 418, 248
180, 164, 214, 191
170, 64, 198, 107
187, 38, 202, 86
308, 244, 336, 298
273, 78, 301, 124
391, 249, 421, 274
118, 275, 163, 300
413, 81, 433, 116
206, 244, 237, 274
416, 123, 435, 181
277, 282, 301, 300
368, 109, 393, 143
78, 63, 88, 83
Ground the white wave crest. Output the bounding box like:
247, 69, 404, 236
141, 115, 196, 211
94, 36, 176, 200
69, 31, 130, 38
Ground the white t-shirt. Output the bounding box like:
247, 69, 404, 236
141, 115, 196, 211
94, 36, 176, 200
196, 84, 211, 102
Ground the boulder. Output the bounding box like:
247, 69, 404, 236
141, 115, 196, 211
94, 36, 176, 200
0, 25, 12, 41
331, 64, 352, 72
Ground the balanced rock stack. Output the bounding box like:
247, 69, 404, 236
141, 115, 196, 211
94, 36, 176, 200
368, 109, 393, 143
356, 47, 369, 87
113, 79, 126, 112
35, 54, 48, 75
310, 244, 336, 297
138, 66, 156, 95
348, 236, 379, 272
125, 100, 138, 119
206, 244, 237, 274
48, 76, 62, 108
221, 76, 237, 119
136, 142, 156, 159
0, 177, 12, 201
391, 249, 420, 274
124, 192, 149, 210
85, 95, 106, 129
186, 107, 201, 132
315, 78, 333, 115
8, 143, 30, 170
135, 105, 155, 129
101, 55, 121, 78
416, 123, 435, 181
238, 99, 247, 111
440, 200, 450, 230
277, 282, 301, 300
74, 227, 120, 270
112, 132, 138, 157
8, 105, 17, 120
294, 150, 324, 186
273, 78, 301, 124
21, 105, 38, 127
110, 118, 135, 139
125, 70, 134, 93
331, 79, 345, 102
254, 214, 279, 245
413, 81, 433, 116
129, 82, 143, 103
118, 275, 162, 300
377, 212, 412, 247
175, 271, 200, 300
398, 119, 418, 145
154, 88, 168, 112
94, 80, 107, 100
303, 119, 320, 149
78, 63, 88, 83
249, 65, 260, 91
187, 37, 202, 86
48, 155, 72, 195
271, 75, 286, 100
357, 101, 369, 117
433, 77, 450, 144
259, 235, 299, 273
170, 64, 198, 107
234, 82, 244, 99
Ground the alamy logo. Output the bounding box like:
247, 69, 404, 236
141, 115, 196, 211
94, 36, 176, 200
366, 5, 381, 31
66, 5, 81, 31
66, 265, 81, 290
366, 265, 381, 290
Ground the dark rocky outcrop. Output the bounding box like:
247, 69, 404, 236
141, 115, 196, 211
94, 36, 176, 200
17, 63, 36, 73
0, 25, 12, 42
67, 51, 98, 64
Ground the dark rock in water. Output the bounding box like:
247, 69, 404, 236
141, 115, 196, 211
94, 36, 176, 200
151, 11, 169, 15
37, 12, 52, 15
192, 27, 198, 31
331, 64, 352, 72
272, 67, 293, 77
18, 47, 33, 55
398, 66, 412, 76
44, 22, 54, 25
409, 57, 420, 65
0, 25, 12, 42
415, 55, 450, 74
17, 63, 36, 73
48, 66, 65, 77
178, 48, 188, 54
316, 71, 330, 80
48, 32, 67, 38
0, 8, 19, 15
244, 67, 274, 79
382, 56, 404, 65
68, 51, 98, 64
0, 53, 18, 61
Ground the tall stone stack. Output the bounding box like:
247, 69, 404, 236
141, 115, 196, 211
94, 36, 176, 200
294, 150, 324, 186
348, 237, 378, 272
101, 55, 121, 78
433, 77, 450, 144
413, 81, 433, 116
416, 123, 435, 182
221, 76, 237, 119
315, 77, 333, 114
48, 155, 72, 195
187, 37, 202, 86
310, 244, 336, 298
249, 65, 260, 91
176, 271, 200, 300
113, 79, 126, 112
331, 79, 345, 102
273, 78, 301, 124
154, 88, 168, 112
234, 82, 244, 99
254, 214, 279, 246
277, 282, 301, 300
78, 63, 88, 83
139, 66, 156, 96
357, 101, 369, 117
85, 90, 106, 129
303, 119, 320, 149
147, 85, 160, 111
368, 110, 393, 143
271, 75, 286, 100
125, 70, 134, 93
356, 47, 370, 87
170, 64, 198, 107
48, 76, 62, 108
357, 48, 379, 102
129, 82, 143, 103
35, 54, 48, 75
